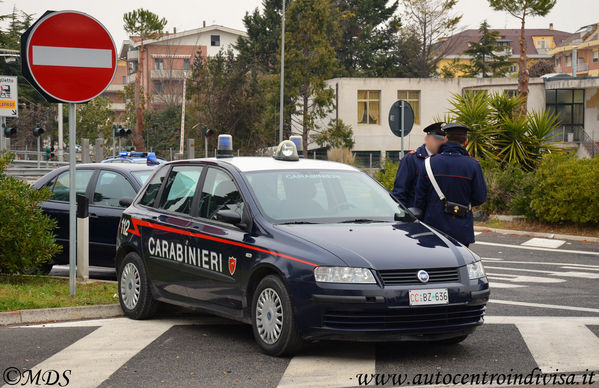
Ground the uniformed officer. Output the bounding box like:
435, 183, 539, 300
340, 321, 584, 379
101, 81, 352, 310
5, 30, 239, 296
413, 123, 487, 247
391, 122, 446, 207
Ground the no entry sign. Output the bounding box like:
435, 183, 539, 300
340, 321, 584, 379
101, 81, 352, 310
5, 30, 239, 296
21, 10, 117, 103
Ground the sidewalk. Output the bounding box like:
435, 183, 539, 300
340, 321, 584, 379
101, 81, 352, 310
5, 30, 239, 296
474, 225, 599, 244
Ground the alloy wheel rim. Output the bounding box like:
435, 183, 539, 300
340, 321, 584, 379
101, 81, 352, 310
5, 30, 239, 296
120, 262, 141, 310
255, 287, 283, 344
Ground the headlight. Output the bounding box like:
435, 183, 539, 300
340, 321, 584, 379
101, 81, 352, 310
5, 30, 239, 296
314, 266, 376, 284
467, 260, 486, 280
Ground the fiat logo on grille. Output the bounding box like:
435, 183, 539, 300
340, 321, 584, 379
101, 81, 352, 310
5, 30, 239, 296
417, 270, 429, 283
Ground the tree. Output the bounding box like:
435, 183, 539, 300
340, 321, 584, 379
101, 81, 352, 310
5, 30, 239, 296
284, 0, 339, 156
332, 0, 404, 77
463, 21, 511, 77
311, 119, 354, 149
488, 0, 557, 114
123, 9, 167, 151
400, 0, 462, 77
529, 59, 554, 77
76, 96, 114, 144
189, 49, 269, 153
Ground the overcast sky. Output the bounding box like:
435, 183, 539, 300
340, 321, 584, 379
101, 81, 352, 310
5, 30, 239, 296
5, 0, 599, 48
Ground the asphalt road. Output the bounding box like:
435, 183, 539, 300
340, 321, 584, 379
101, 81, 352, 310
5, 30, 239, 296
2, 231, 599, 387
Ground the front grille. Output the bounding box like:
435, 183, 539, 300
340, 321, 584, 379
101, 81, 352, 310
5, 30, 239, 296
323, 304, 485, 331
378, 267, 460, 286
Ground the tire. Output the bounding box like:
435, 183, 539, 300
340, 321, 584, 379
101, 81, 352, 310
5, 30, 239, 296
118, 252, 158, 320
251, 275, 303, 356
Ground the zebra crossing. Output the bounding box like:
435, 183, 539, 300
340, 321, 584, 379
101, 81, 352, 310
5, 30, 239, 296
2, 312, 598, 388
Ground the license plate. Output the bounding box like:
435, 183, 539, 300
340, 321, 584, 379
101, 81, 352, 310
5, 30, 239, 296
409, 288, 449, 306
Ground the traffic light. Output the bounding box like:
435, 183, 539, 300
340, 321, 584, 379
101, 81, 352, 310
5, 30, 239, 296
125, 145, 135, 152
44, 145, 55, 161
203, 126, 214, 138
33, 123, 44, 137
2, 123, 16, 137
114, 124, 128, 138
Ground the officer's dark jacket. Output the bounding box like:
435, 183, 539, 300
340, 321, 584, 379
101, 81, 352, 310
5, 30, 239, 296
391, 144, 429, 207
414, 142, 487, 246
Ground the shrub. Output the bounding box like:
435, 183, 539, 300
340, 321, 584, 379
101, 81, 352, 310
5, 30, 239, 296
375, 161, 399, 191
479, 159, 535, 217
0, 152, 62, 274
529, 153, 599, 224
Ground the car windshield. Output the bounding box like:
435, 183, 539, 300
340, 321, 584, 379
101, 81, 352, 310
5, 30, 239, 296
245, 169, 409, 223
132, 170, 153, 185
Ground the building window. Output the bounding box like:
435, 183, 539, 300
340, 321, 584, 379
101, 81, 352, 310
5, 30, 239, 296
565, 55, 572, 67
579, 56, 585, 64
153, 81, 164, 94
122, 76, 126, 84
593, 49, 598, 63
397, 90, 420, 125
154, 58, 164, 70
211, 35, 220, 46
545, 89, 584, 141
357, 90, 380, 124
183, 58, 191, 70
353, 151, 381, 168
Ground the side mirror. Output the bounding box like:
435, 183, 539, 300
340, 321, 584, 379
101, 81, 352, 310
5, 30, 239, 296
394, 211, 413, 222
119, 198, 133, 208
216, 209, 242, 225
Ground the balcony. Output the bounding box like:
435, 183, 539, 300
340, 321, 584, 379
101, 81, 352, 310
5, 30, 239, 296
555, 65, 563, 73
151, 69, 188, 80
127, 50, 139, 61
105, 84, 125, 92
576, 63, 589, 72
110, 103, 126, 111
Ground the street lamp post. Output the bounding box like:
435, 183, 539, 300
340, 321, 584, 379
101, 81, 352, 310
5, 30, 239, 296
278, 0, 286, 144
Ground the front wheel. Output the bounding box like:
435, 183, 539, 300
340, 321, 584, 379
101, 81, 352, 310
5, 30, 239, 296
251, 275, 303, 356
118, 252, 158, 319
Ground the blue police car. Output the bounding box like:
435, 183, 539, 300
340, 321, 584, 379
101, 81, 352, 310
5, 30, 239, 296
102, 151, 165, 165
116, 136, 489, 356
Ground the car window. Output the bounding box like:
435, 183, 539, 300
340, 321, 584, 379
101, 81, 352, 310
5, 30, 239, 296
245, 170, 405, 222
199, 168, 244, 220
139, 166, 169, 207
159, 166, 203, 215
50, 170, 94, 201
131, 170, 153, 185
92, 171, 136, 208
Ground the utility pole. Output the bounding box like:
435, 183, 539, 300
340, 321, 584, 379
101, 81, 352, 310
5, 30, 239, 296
278, 0, 286, 143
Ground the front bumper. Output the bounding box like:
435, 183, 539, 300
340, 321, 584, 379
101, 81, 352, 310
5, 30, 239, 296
290, 275, 490, 342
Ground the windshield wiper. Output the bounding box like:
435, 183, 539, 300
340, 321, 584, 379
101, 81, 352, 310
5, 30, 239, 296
278, 221, 318, 225
339, 218, 385, 224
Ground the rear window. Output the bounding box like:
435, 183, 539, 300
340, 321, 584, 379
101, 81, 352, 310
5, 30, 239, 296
132, 170, 153, 185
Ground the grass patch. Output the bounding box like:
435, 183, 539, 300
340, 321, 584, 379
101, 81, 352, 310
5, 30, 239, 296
476, 219, 599, 239
0, 275, 118, 312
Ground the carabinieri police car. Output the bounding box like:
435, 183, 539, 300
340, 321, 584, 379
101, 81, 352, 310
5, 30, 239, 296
116, 135, 489, 356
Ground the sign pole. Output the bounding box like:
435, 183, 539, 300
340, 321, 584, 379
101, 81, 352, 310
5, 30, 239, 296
37, 136, 41, 168
179, 75, 186, 156
68, 103, 77, 296
0, 116, 5, 151
400, 101, 405, 159
57, 103, 64, 161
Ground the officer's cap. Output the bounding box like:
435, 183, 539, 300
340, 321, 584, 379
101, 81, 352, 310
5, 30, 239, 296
423, 122, 446, 140
441, 122, 471, 133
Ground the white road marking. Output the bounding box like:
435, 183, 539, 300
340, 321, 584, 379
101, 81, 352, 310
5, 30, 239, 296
486, 273, 566, 284
484, 266, 599, 279
474, 241, 599, 256
6, 319, 174, 388
485, 316, 599, 373
490, 299, 599, 313
32, 46, 113, 68
277, 343, 375, 388
521, 238, 566, 249
482, 258, 599, 270
486, 281, 526, 288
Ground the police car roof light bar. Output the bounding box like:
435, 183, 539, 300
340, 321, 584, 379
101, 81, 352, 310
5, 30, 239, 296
216, 134, 233, 158
289, 135, 303, 158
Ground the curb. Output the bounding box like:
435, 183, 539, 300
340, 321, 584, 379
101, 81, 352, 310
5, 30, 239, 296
474, 225, 599, 244
0, 304, 123, 326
